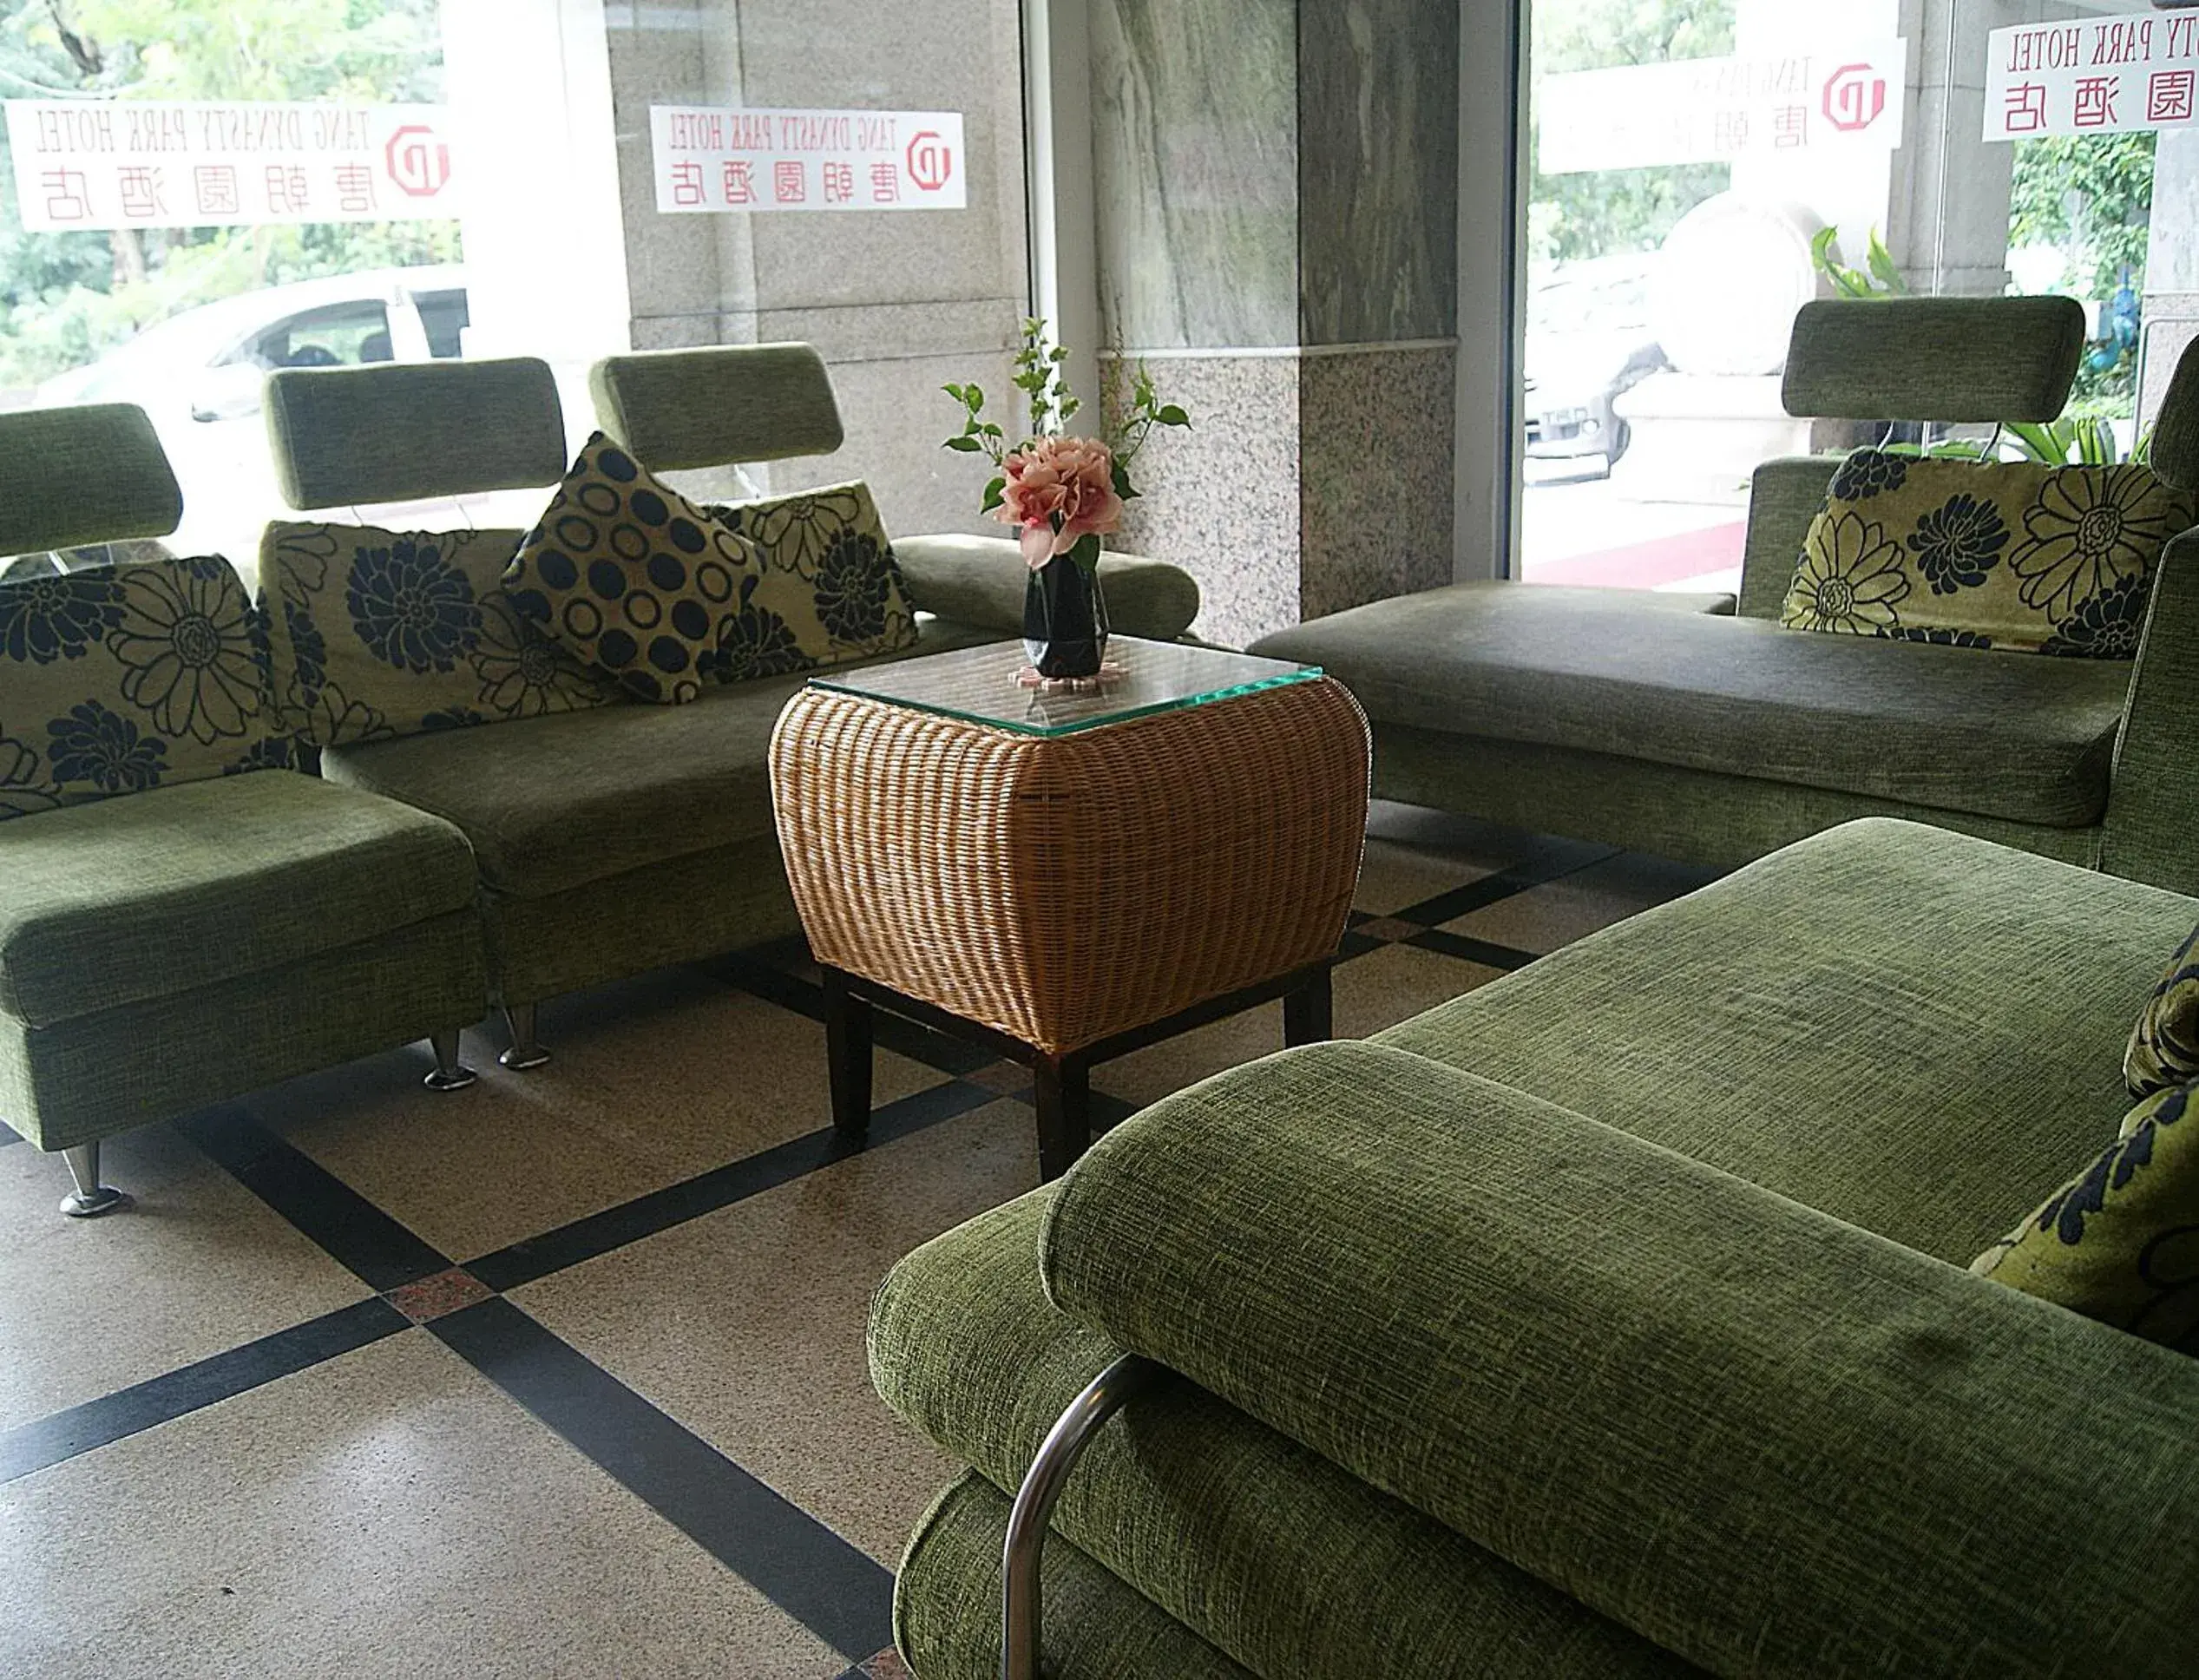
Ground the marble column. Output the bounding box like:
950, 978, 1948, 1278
597, 0, 1030, 535
1093, 0, 1460, 647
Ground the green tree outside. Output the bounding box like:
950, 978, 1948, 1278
0, 0, 455, 391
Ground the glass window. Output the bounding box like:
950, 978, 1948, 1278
1517, 0, 2166, 594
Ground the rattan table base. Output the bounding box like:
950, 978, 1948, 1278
822, 959, 1335, 1178
771, 666, 1370, 1178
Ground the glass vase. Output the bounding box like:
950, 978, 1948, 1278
1022, 553, 1110, 679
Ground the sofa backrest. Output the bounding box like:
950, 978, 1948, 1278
263, 356, 568, 509
587, 343, 844, 471
0, 404, 182, 558
1782, 296, 2085, 424
1735, 297, 2093, 617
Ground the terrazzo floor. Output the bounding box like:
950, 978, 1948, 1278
0, 802, 1717, 1678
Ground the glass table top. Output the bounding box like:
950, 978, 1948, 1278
810, 636, 1322, 738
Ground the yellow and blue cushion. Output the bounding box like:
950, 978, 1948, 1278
2129, 922, 2199, 1098
0, 555, 282, 818
1973, 1081, 2199, 1354
259, 521, 619, 749
703, 480, 919, 679
1782, 450, 2196, 655
506, 434, 768, 705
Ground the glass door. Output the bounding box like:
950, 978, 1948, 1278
1517, 0, 2166, 591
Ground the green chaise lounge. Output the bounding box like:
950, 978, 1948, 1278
1253, 298, 2199, 899
872, 815, 2199, 1677
259, 347, 1200, 1066
0, 403, 486, 1217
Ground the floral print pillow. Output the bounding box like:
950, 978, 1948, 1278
259, 521, 620, 750
1971, 1080, 2199, 1355
2128, 922, 2199, 1099
1780, 450, 2196, 656
702, 480, 919, 682
0, 555, 283, 821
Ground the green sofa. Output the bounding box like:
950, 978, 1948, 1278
259, 345, 1200, 1066
0, 404, 487, 1215
1253, 298, 2199, 900
872, 816, 2199, 1677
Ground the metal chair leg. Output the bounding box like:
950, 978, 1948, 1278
423, 1028, 478, 1092
1002, 1355, 1165, 1680
498, 1002, 550, 1071
59, 1142, 131, 1218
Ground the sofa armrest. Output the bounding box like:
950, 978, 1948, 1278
1040, 1040, 2199, 1680
892, 532, 1202, 641
2103, 527, 2199, 895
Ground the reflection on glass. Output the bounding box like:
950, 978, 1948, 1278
811, 636, 1321, 738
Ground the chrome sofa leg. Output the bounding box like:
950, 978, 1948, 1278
423, 1028, 478, 1093
59, 1142, 132, 1218
1002, 1355, 1165, 1680
498, 1003, 550, 1071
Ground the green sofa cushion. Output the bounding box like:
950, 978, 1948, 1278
1251, 586, 2130, 828
320, 616, 995, 901
872, 1191, 1693, 1680
0, 403, 181, 555
1973, 1081, 2199, 1352
0, 771, 477, 1028
1040, 1039, 2199, 1680
898, 1474, 1258, 1680
1379, 818, 2197, 1264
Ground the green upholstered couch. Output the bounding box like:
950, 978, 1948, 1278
261, 345, 1199, 1068
0, 404, 487, 1215
872, 816, 2199, 1677
1254, 299, 2199, 901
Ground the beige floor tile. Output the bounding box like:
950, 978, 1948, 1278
248, 965, 944, 1263
514, 1099, 1038, 1567
1095, 942, 1504, 1111
0, 1125, 369, 1430
0, 1331, 843, 1680
1441, 851, 1717, 955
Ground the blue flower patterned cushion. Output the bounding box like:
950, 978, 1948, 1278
0, 555, 283, 820
703, 480, 919, 681
506, 435, 770, 705
259, 520, 620, 749
1781, 450, 2196, 656
2129, 922, 2199, 1099
1973, 1081, 2199, 1355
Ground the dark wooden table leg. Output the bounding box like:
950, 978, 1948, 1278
1283, 965, 1333, 1047
822, 968, 873, 1142
1034, 1056, 1092, 1181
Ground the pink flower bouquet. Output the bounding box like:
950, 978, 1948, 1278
943, 320, 1189, 572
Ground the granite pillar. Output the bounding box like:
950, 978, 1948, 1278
1093, 0, 1459, 647
598, 0, 1029, 534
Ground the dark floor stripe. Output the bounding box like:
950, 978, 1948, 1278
0, 1297, 407, 1483
705, 954, 996, 1077
1390, 841, 1621, 929
175, 1107, 451, 1292
466, 1078, 999, 1292
433, 1297, 892, 1662
1407, 928, 1539, 972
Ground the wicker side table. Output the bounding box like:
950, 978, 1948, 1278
770, 638, 1370, 1178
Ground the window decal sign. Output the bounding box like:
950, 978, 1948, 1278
649, 106, 966, 213
1985, 16, 2199, 141
3, 101, 458, 230
1537, 41, 1908, 174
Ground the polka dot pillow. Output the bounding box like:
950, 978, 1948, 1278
506, 435, 765, 704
